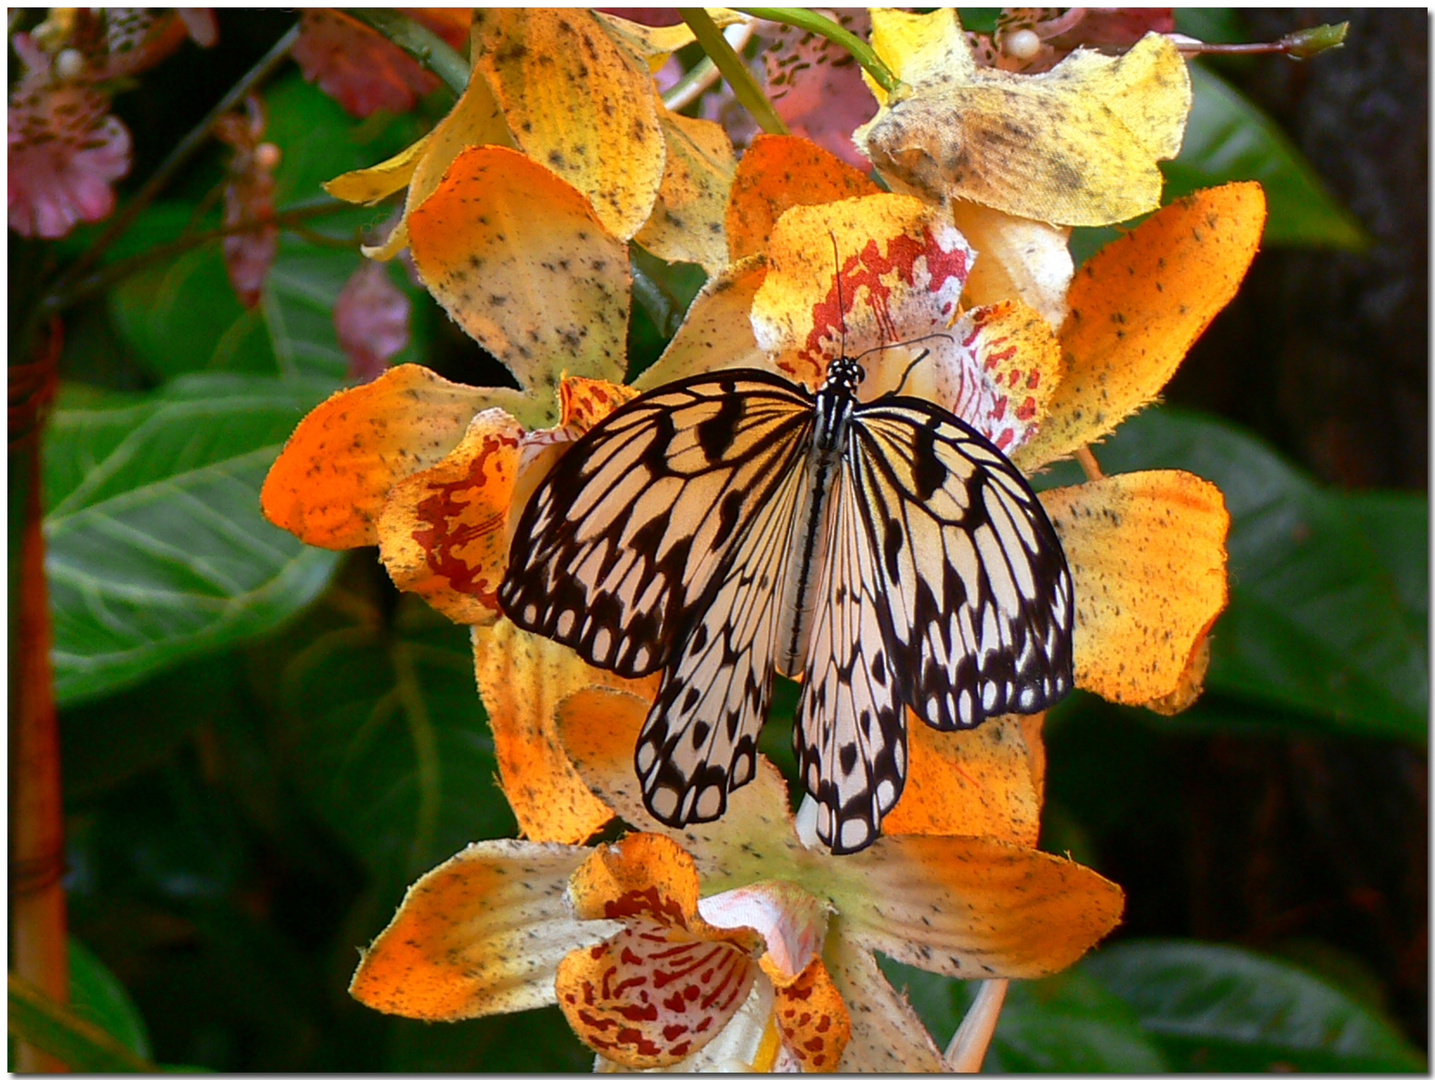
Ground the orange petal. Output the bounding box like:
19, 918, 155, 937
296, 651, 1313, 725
349, 839, 604, 1020
725, 133, 881, 261
408, 146, 631, 426
375, 409, 522, 623
634, 256, 774, 390
635, 106, 737, 274
1041, 469, 1229, 707
881, 712, 1043, 847
858, 11, 1190, 226
753, 194, 971, 387
827, 833, 1124, 979
559, 833, 760, 1068
472, 621, 659, 844
558, 375, 642, 433
473, 9, 664, 241
1013, 182, 1267, 472
952, 202, 1073, 328
260, 364, 508, 548
822, 931, 944, 1071
773, 959, 850, 1072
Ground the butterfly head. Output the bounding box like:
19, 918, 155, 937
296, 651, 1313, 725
822, 353, 865, 400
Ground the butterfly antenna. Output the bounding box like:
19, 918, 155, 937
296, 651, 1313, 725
851, 331, 957, 395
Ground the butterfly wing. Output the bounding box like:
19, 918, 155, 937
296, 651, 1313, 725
635, 453, 807, 826
848, 399, 1074, 733
500, 370, 812, 679
794, 463, 909, 854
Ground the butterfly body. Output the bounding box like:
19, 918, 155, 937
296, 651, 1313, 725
500, 357, 1074, 853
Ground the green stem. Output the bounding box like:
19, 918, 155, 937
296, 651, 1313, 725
343, 8, 469, 96
736, 7, 900, 95
679, 8, 788, 135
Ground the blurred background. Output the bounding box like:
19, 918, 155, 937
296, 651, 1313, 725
9, 8, 1427, 1071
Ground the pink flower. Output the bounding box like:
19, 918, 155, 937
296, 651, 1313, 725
292, 10, 443, 118
8, 33, 131, 239
335, 261, 412, 383
214, 96, 279, 309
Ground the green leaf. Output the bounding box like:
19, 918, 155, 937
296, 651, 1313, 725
877, 957, 1168, 1071
1084, 940, 1427, 1071
43, 374, 342, 705
1164, 63, 1370, 250
68, 938, 152, 1060
9, 972, 156, 1072
280, 603, 515, 880
1091, 408, 1428, 742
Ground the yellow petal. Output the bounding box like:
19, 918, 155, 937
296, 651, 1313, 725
473, 9, 665, 241
829, 834, 1124, 979
725, 134, 880, 262
952, 202, 1073, 328
858, 15, 1191, 226
472, 620, 659, 844
324, 133, 432, 205
752, 194, 971, 388
375, 408, 522, 624
866, 8, 972, 92
1013, 182, 1267, 472
260, 364, 505, 548
1042, 469, 1229, 707
349, 839, 604, 1020
773, 958, 850, 1073
407, 145, 631, 425
594, 9, 746, 63
634, 255, 772, 390
880, 712, 1043, 847
822, 932, 944, 1071
635, 105, 736, 274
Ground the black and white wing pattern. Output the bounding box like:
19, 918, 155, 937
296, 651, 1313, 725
798, 397, 1074, 853
499, 359, 1075, 854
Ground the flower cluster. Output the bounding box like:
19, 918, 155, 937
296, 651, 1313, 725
262, 8, 1265, 1071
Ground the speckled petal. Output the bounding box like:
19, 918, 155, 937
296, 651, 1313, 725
823, 931, 944, 1072
349, 839, 608, 1019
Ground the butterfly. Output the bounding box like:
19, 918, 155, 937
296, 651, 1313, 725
499, 352, 1074, 854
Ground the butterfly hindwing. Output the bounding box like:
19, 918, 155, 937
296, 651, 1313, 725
847, 400, 1074, 732
500, 371, 812, 678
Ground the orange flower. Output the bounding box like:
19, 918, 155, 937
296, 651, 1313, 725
349, 697, 1123, 1071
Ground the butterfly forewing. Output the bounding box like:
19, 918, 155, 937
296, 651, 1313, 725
848, 401, 1074, 731
500, 372, 813, 678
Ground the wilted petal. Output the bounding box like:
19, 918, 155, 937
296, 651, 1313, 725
881, 713, 1043, 846
725, 133, 880, 262
473, 622, 658, 844
1013, 182, 1267, 472
408, 146, 631, 425
350, 840, 610, 1019
375, 408, 522, 623
824, 833, 1124, 979
856, 10, 1190, 227
1041, 469, 1229, 708
335, 259, 411, 383
823, 931, 944, 1071
260, 364, 521, 548
473, 9, 665, 241
752, 195, 971, 388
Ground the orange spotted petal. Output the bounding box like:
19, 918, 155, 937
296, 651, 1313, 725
260, 363, 524, 549
753, 194, 972, 389
881, 712, 1043, 847
725, 133, 881, 262
1012, 182, 1267, 473
349, 839, 607, 1020
375, 408, 522, 624
772, 958, 851, 1073
473, 621, 658, 845
1041, 469, 1229, 708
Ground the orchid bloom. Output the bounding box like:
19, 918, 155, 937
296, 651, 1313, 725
350, 690, 1123, 1072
